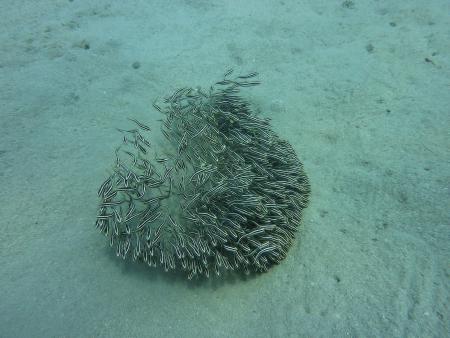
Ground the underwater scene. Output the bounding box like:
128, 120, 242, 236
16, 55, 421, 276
1, 1, 449, 337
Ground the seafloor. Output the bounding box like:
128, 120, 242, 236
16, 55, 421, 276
0, 1, 448, 337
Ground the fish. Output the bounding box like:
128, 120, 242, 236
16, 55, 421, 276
152, 101, 163, 113
237, 72, 258, 79
127, 118, 151, 131
135, 210, 163, 233
224, 68, 234, 77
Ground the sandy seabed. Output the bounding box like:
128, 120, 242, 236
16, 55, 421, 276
0, 1, 449, 337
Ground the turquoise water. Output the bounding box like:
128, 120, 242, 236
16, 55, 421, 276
1, 1, 449, 337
